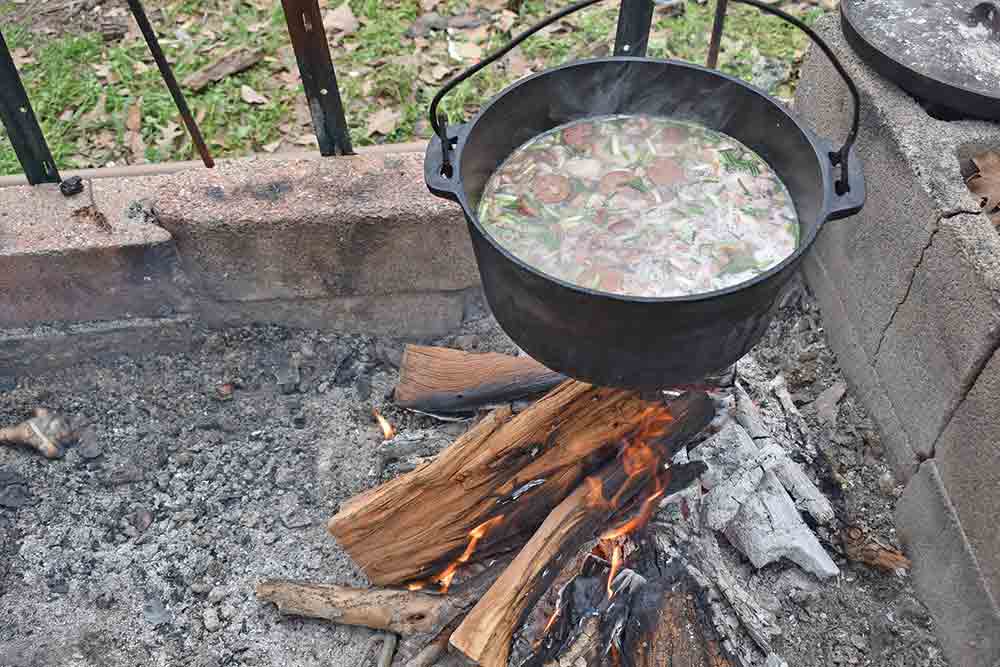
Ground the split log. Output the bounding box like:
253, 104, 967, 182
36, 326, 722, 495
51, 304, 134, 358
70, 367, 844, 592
329, 383, 709, 586
394, 345, 565, 413
450, 394, 715, 667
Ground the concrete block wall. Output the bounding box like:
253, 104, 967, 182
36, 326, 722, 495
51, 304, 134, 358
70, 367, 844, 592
795, 14, 1000, 667
0, 150, 481, 374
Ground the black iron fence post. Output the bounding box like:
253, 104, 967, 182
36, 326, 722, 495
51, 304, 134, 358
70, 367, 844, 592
706, 0, 730, 68
126, 0, 214, 168
613, 0, 655, 56
281, 0, 354, 156
0, 30, 60, 185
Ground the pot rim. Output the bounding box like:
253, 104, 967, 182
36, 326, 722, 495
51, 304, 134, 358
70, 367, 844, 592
450, 55, 839, 305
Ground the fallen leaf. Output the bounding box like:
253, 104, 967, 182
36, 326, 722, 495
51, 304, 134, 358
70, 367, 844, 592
125, 97, 146, 164
83, 93, 107, 124
366, 107, 401, 136
156, 121, 184, 150
505, 46, 531, 77
183, 49, 264, 92
496, 9, 518, 33
966, 151, 1000, 225
11, 47, 34, 68
126, 98, 142, 132
464, 25, 491, 43
448, 39, 483, 62
324, 2, 359, 34
419, 62, 453, 84
262, 139, 283, 153
240, 84, 269, 105
292, 134, 319, 146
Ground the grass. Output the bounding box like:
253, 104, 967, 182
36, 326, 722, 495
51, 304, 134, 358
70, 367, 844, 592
0, 0, 826, 176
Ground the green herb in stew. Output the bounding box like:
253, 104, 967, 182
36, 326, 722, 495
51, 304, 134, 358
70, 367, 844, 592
477, 114, 800, 297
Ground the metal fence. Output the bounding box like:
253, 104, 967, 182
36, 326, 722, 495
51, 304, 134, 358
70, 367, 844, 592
0, 0, 657, 186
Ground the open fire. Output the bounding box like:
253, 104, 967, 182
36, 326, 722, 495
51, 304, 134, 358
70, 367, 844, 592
256, 343, 904, 667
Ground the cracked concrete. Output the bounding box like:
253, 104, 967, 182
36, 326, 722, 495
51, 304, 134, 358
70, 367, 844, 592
795, 14, 1000, 667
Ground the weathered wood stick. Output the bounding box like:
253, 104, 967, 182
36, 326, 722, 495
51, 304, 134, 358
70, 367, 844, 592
0, 408, 74, 459
394, 345, 566, 413
330, 382, 702, 586
255, 580, 458, 635
450, 392, 715, 667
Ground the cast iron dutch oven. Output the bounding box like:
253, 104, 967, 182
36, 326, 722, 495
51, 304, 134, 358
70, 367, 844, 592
425, 0, 865, 390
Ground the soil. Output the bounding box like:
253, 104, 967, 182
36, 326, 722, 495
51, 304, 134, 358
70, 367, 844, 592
0, 282, 946, 667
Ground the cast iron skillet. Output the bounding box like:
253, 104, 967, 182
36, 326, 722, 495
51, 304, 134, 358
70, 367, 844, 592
424, 0, 865, 389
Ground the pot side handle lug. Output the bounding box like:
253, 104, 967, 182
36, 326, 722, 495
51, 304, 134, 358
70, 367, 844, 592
825, 143, 866, 221
424, 123, 468, 203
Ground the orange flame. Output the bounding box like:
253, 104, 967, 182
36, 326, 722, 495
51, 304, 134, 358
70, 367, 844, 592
406, 581, 425, 591
433, 515, 505, 593
372, 408, 396, 440
607, 542, 624, 599
601, 470, 670, 542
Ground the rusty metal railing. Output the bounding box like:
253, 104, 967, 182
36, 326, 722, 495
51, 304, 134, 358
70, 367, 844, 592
0, 0, 656, 187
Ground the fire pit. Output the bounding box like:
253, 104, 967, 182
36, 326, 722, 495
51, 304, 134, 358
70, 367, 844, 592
0, 297, 947, 667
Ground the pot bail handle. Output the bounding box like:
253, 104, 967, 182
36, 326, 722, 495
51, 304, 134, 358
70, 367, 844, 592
722, 0, 861, 196
428, 0, 606, 179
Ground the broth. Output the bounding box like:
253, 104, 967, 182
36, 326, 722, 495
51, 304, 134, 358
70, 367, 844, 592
477, 114, 799, 297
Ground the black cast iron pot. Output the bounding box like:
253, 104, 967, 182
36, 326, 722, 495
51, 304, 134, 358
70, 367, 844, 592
425, 0, 865, 390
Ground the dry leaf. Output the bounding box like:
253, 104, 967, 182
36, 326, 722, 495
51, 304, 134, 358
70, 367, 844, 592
262, 139, 283, 153
366, 107, 401, 137
324, 2, 359, 34
240, 84, 269, 105
183, 49, 264, 92
83, 93, 107, 125
505, 47, 531, 77
966, 152, 1000, 224
448, 39, 483, 62
496, 10, 518, 33
292, 134, 319, 146
156, 121, 184, 150
464, 25, 491, 43
126, 98, 142, 132
126, 98, 146, 163
11, 47, 34, 68
419, 62, 453, 84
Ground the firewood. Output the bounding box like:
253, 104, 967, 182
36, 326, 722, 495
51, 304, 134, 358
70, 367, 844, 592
0, 408, 74, 459
623, 575, 733, 667
257, 555, 509, 657
255, 580, 459, 635
841, 525, 911, 573
393, 345, 565, 413
329, 383, 708, 586
450, 393, 715, 667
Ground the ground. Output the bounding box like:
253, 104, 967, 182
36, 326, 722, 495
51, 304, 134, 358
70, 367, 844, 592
0, 285, 945, 667
0, 0, 828, 176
